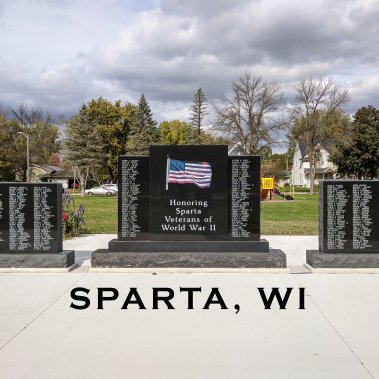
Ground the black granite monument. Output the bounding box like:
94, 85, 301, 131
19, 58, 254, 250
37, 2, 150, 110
307, 180, 379, 268
0, 183, 75, 268
92, 145, 286, 268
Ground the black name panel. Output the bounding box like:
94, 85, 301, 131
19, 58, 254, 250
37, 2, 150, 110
319, 180, 379, 253
228, 156, 260, 240
0, 183, 62, 253
118, 156, 149, 240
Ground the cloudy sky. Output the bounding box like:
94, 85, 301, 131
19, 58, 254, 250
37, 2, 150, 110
1, 0, 378, 125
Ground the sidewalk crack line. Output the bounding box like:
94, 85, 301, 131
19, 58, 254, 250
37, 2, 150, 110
291, 274, 375, 379
0, 272, 88, 351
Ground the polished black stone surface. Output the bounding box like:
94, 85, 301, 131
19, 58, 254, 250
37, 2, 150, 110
0, 183, 62, 253
118, 156, 149, 240
228, 156, 260, 241
149, 145, 228, 241
319, 180, 379, 253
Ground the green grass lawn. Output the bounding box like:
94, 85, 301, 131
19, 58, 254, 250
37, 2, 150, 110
261, 194, 318, 235
75, 196, 118, 234
74, 193, 319, 235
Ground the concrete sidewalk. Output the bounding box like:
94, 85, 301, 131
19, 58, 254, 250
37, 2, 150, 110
0, 235, 378, 378
63, 234, 319, 268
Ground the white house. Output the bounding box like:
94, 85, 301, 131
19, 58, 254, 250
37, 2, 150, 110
228, 143, 246, 156
290, 140, 337, 187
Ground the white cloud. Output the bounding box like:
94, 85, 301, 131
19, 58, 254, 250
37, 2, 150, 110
0, 0, 378, 122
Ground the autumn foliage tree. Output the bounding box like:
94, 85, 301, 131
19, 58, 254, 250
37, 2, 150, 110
0, 104, 60, 181
82, 97, 136, 181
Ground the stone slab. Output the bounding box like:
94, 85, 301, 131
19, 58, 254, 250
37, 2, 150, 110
0, 182, 63, 253
91, 248, 286, 268
0, 250, 75, 268
306, 249, 379, 268
319, 180, 379, 253
108, 238, 269, 252
149, 145, 229, 241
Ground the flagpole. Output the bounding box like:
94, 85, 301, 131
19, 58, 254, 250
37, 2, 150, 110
166, 154, 170, 190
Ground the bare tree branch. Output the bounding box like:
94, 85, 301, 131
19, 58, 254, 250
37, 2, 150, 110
291, 76, 351, 194
211, 72, 288, 154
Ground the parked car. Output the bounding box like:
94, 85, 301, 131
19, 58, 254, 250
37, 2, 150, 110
85, 186, 117, 196
101, 184, 118, 192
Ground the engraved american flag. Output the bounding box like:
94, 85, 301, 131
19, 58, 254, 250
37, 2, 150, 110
166, 158, 212, 189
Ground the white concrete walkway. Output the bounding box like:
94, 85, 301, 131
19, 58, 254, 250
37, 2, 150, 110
0, 235, 378, 379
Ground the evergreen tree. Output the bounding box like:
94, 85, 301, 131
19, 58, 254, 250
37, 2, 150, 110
189, 88, 208, 144
126, 94, 160, 154
64, 105, 106, 196
331, 106, 379, 179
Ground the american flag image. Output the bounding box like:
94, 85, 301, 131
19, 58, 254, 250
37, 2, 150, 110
166, 157, 212, 189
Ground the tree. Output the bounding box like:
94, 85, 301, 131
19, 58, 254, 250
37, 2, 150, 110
0, 104, 60, 181
331, 106, 379, 179
189, 88, 208, 143
64, 105, 106, 196
262, 153, 288, 181
160, 120, 192, 145
49, 152, 61, 166
291, 77, 350, 194
0, 115, 18, 180
212, 72, 287, 155
84, 98, 136, 181
160, 119, 229, 146
126, 94, 160, 155
198, 131, 229, 145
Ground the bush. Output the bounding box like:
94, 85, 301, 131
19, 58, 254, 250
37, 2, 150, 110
62, 191, 85, 238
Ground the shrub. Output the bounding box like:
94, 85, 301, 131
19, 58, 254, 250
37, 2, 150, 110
62, 191, 85, 238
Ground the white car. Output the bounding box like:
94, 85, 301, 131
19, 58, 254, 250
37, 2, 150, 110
101, 184, 118, 192
85, 186, 117, 196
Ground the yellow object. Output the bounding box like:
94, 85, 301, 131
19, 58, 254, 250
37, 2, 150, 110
261, 177, 274, 190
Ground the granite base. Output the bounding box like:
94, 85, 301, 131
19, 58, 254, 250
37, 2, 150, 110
108, 239, 269, 253
91, 248, 286, 268
0, 250, 75, 268
306, 250, 379, 268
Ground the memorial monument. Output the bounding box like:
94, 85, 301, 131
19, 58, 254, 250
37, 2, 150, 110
92, 145, 286, 268
0, 183, 75, 268
306, 180, 379, 268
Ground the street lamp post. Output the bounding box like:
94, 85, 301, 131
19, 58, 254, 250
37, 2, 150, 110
17, 131, 30, 182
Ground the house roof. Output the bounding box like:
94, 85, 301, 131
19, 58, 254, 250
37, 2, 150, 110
304, 167, 335, 175
228, 143, 246, 156
39, 169, 74, 179
31, 164, 63, 174
297, 139, 334, 159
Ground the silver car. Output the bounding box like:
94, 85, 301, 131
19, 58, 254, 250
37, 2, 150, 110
101, 184, 118, 193
85, 186, 117, 196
